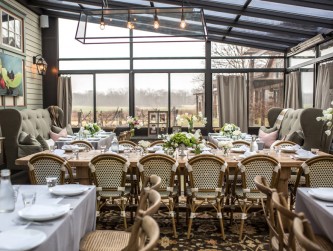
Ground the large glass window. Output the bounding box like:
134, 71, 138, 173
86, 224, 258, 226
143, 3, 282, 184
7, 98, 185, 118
135, 73, 168, 126
71, 75, 94, 128
96, 74, 129, 128
170, 73, 205, 127
1, 9, 22, 51
249, 72, 284, 126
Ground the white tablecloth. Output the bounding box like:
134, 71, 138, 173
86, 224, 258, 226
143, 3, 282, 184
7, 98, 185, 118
56, 133, 115, 150
0, 185, 96, 251
295, 188, 333, 243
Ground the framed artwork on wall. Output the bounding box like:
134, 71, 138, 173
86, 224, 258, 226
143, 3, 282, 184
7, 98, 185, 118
148, 111, 168, 137
0, 51, 24, 97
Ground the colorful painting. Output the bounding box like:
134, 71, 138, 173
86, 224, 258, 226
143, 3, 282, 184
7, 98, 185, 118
0, 52, 23, 96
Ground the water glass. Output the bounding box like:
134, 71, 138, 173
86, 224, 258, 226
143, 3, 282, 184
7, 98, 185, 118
46, 176, 58, 188
22, 192, 36, 207
100, 144, 106, 153
311, 148, 319, 154
13, 185, 20, 202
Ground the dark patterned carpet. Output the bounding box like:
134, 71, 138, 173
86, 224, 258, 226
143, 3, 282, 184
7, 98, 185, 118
97, 209, 270, 251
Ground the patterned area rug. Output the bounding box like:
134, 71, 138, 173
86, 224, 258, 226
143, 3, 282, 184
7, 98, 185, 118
97, 210, 270, 251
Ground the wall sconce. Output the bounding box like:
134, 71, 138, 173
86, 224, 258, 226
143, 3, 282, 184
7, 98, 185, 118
33, 55, 47, 75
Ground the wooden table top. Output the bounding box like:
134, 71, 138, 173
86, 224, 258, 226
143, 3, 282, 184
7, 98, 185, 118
15, 149, 329, 168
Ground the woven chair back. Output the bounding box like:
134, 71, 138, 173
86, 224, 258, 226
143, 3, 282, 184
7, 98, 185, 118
28, 153, 73, 184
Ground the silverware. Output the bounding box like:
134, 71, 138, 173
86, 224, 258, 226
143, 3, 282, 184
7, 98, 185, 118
326, 205, 333, 207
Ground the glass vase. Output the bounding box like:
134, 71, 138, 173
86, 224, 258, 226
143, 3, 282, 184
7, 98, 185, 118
130, 125, 135, 137
223, 148, 229, 157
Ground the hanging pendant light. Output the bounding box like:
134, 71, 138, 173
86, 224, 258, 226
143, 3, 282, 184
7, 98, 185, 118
180, 0, 186, 29
153, 9, 160, 29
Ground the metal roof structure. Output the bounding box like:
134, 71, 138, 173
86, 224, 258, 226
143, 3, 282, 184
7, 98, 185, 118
18, 0, 333, 52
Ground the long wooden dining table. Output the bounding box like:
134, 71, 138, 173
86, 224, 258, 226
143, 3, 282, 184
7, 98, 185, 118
15, 149, 329, 197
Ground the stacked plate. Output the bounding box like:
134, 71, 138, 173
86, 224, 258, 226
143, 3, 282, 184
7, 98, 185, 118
0, 229, 47, 250
49, 184, 89, 196
308, 188, 333, 201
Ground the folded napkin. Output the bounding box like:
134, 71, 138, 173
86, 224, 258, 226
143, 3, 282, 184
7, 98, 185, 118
155, 150, 165, 154
239, 145, 250, 151
202, 147, 211, 151
153, 145, 163, 150
53, 149, 65, 157
296, 149, 316, 158
62, 145, 79, 151
239, 151, 256, 159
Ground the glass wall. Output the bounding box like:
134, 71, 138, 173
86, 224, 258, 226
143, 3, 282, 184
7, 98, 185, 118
59, 18, 287, 132
71, 74, 94, 127
170, 73, 205, 127
96, 74, 129, 128
249, 72, 284, 126
134, 73, 168, 126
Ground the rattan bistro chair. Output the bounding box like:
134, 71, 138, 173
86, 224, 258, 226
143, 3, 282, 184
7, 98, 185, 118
234, 155, 280, 241
137, 153, 180, 238
28, 153, 74, 184
89, 154, 131, 228
119, 140, 137, 149
295, 155, 333, 188
150, 140, 165, 147
185, 154, 228, 239
70, 140, 94, 151
80, 189, 161, 251
232, 140, 250, 148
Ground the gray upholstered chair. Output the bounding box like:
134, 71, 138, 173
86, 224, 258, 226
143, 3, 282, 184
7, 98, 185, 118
265, 107, 333, 153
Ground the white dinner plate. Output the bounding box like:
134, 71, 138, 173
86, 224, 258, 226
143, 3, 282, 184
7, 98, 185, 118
0, 229, 47, 251
308, 188, 333, 201
18, 204, 70, 221
147, 147, 157, 153
49, 184, 89, 196
231, 148, 245, 153
62, 146, 86, 152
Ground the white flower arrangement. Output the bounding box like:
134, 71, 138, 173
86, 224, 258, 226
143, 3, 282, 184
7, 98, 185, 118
138, 140, 151, 149
221, 123, 240, 136
176, 112, 207, 129
218, 141, 233, 149
232, 130, 242, 136
316, 101, 333, 136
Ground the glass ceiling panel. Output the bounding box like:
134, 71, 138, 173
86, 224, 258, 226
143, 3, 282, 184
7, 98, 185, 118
250, 0, 333, 19
206, 23, 229, 31
224, 37, 288, 51
232, 27, 307, 42
204, 10, 236, 19
46, 0, 79, 7
239, 16, 319, 33
206, 0, 245, 6
115, 0, 150, 6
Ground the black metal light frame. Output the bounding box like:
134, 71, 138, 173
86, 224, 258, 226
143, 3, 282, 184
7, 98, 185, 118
75, 7, 208, 44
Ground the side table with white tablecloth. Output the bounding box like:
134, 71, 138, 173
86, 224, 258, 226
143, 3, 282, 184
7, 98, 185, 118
0, 185, 96, 251
295, 188, 333, 243
56, 133, 115, 150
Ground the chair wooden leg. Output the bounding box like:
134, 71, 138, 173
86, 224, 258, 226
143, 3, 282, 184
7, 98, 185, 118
239, 218, 244, 241
120, 198, 127, 229
217, 199, 225, 240
187, 217, 193, 239
169, 198, 178, 238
